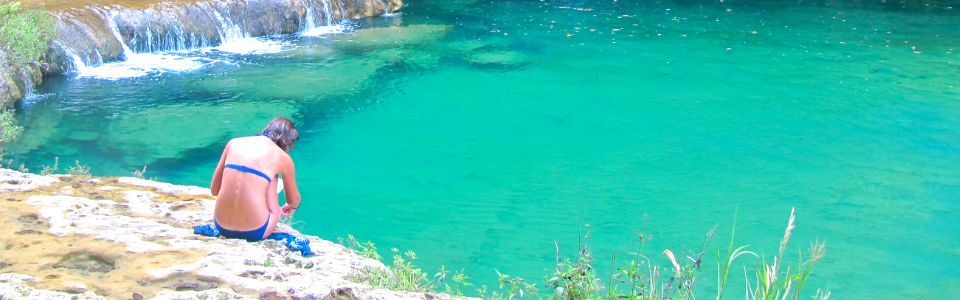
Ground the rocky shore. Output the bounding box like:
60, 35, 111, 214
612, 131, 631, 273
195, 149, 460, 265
0, 168, 467, 300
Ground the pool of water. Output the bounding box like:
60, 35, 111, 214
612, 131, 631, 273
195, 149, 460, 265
7, 0, 960, 298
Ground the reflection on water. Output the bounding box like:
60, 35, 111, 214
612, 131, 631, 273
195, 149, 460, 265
8, 0, 960, 298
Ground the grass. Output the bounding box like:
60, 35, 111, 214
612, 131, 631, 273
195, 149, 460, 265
131, 165, 148, 179
345, 208, 827, 300
39, 156, 58, 175
66, 159, 91, 176
0, 1, 55, 69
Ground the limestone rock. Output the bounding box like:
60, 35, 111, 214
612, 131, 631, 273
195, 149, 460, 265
0, 168, 475, 300
0, 168, 59, 192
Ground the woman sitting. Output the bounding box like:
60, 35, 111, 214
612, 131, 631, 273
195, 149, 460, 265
209, 117, 302, 241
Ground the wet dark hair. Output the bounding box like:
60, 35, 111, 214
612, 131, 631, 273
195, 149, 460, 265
261, 117, 300, 152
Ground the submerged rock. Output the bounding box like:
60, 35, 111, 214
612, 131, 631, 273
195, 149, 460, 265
0, 168, 472, 299
102, 101, 299, 165
466, 50, 531, 68
191, 46, 443, 102
333, 24, 453, 51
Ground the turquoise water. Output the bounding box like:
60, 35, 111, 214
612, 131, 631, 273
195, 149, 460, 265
8, 0, 960, 298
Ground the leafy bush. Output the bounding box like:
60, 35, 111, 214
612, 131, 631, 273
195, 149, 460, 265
0, 1, 55, 68
0, 109, 20, 155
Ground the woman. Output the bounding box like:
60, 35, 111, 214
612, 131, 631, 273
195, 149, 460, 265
210, 117, 302, 241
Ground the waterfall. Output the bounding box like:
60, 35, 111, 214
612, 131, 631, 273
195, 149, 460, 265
320, 0, 334, 26
45, 0, 400, 75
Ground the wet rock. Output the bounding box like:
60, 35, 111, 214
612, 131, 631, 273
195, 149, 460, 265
131, 293, 143, 300
466, 50, 530, 68
53, 252, 116, 273
333, 24, 452, 51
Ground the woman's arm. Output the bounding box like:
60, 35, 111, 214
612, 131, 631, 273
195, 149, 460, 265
280, 153, 302, 215
266, 176, 282, 214
210, 139, 232, 196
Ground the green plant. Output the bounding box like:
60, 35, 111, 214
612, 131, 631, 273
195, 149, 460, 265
131, 165, 147, 179
352, 248, 432, 292
435, 265, 474, 296
66, 159, 90, 176
0, 109, 21, 157
496, 270, 538, 299
39, 156, 58, 175
263, 257, 275, 267
344, 209, 826, 300
546, 233, 605, 299
716, 205, 757, 300
0, 2, 55, 68
342, 234, 382, 260
745, 208, 827, 300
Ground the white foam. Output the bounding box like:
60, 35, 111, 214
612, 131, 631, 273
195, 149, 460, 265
77, 53, 215, 80
301, 24, 348, 37
211, 37, 291, 55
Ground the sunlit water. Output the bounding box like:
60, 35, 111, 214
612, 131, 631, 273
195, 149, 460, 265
8, 1, 960, 298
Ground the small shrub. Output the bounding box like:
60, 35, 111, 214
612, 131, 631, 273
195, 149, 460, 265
39, 156, 59, 175
435, 265, 474, 296
343, 234, 382, 261
131, 165, 147, 179
0, 2, 56, 68
0, 109, 21, 157
66, 159, 90, 176
263, 257, 275, 267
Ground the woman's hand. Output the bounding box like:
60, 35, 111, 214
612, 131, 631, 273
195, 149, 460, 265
281, 204, 298, 217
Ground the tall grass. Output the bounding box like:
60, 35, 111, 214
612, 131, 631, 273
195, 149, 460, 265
346, 208, 827, 300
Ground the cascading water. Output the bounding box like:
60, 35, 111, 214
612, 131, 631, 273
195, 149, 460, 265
45, 0, 401, 78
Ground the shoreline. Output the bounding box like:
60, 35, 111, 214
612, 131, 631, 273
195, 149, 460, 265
0, 168, 468, 299
0, 0, 403, 108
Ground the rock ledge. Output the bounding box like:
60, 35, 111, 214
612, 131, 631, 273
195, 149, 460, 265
0, 168, 467, 300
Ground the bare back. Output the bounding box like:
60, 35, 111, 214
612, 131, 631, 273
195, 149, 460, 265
210, 136, 297, 237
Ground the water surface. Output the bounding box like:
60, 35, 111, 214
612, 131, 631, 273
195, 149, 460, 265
8, 0, 960, 298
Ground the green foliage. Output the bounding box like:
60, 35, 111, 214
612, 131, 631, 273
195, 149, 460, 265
351, 248, 432, 292
546, 236, 605, 299
345, 209, 826, 300
39, 156, 58, 175
342, 234, 382, 261
345, 237, 476, 295
263, 257, 275, 267
66, 159, 90, 176
0, 1, 55, 68
131, 165, 148, 179
435, 265, 474, 296
0, 109, 21, 157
